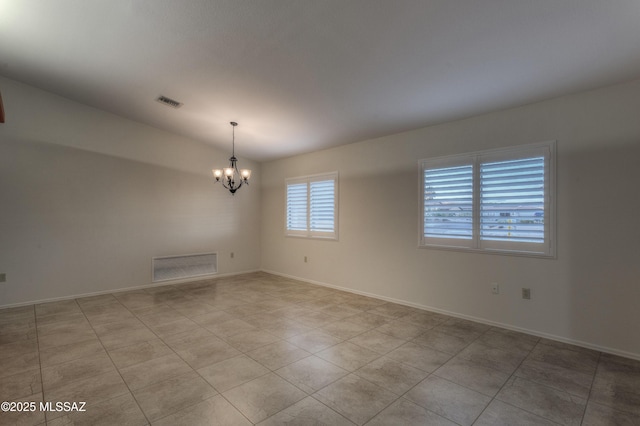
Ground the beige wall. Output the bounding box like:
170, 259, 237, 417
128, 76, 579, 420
2, 73, 640, 359
0, 76, 261, 305
261, 80, 640, 359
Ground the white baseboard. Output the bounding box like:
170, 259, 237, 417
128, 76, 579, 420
261, 269, 640, 362
3, 267, 638, 362
0, 269, 260, 309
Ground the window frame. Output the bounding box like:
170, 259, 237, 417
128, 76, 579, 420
285, 171, 339, 240
419, 141, 556, 258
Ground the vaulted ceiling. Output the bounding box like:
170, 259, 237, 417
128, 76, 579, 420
2, 1, 640, 161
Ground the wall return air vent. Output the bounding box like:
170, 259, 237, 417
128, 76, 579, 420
156, 95, 183, 109
152, 253, 217, 282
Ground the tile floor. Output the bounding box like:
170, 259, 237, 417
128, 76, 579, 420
1, 272, 639, 425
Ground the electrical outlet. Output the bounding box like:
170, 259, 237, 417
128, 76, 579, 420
230, 252, 234, 259
304, 256, 308, 263
0, 273, 5, 282
491, 283, 499, 294
522, 288, 531, 299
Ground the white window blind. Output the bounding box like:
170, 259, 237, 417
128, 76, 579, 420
424, 164, 473, 241
420, 141, 555, 257
286, 172, 338, 239
310, 180, 335, 233
480, 157, 545, 243
286, 183, 307, 231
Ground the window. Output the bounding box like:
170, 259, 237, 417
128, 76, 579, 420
286, 172, 338, 239
420, 141, 555, 257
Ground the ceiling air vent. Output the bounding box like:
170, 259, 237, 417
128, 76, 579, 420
156, 95, 183, 109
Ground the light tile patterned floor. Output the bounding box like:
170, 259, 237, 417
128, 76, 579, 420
1, 272, 639, 425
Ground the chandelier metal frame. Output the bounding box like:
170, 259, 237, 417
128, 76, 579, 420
212, 122, 251, 194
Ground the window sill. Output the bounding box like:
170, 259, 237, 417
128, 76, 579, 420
418, 243, 556, 259
286, 234, 338, 241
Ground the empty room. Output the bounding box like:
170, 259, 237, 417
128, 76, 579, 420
1, 1, 640, 425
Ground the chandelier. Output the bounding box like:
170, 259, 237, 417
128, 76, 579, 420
212, 122, 251, 194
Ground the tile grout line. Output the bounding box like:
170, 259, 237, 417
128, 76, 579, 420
580, 351, 603, 426
132, 285, 262, 425
392, 324, 487, 425
189, 291, 388, 424
467, 332, 546, 425
214, 304, 356, 424
259, 299, 394, 425
39, 299, 94, 424
11, 273, 631, 425
113, 289, 269, 424
469, 336, 592, 426
283, 307, 432, 425
79, 296, 154, 425
118, 295, 226, 425
32, 304, 46, 425
388, 324, 561, 425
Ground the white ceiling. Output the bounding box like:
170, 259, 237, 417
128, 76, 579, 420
1, 1, 640, 161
